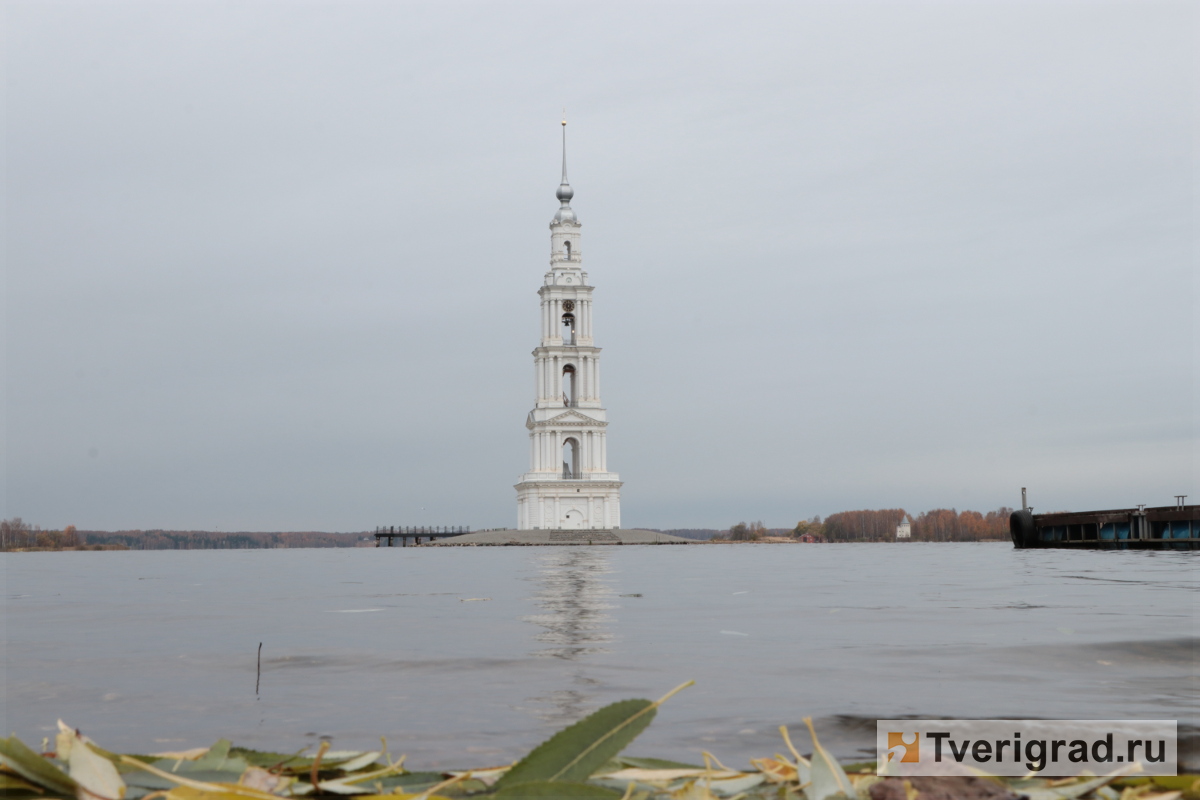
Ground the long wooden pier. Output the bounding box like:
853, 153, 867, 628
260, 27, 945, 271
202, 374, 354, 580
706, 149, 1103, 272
374, 526, 470, 547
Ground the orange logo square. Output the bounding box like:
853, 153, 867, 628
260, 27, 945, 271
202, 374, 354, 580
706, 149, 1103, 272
887, 732, 920, 763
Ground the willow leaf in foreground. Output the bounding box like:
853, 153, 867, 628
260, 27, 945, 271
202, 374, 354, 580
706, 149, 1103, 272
610, 756, 702, 771
64, 735, 128, 800
802, 717, 855, 800
165, 787, 271, 800
0, 735, 77, 796
494, 681, 693, 790
493, 781, 622, 798
172, 741, 250, 775
1019, 765, 1141, 800
494, 699, 655, 789
0, 771, 45, 794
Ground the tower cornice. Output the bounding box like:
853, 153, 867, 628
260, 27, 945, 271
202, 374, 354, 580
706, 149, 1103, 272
538, 284, 594, 294
532, 345, 601, 356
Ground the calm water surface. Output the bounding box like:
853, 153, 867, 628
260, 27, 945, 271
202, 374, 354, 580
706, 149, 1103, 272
3, 544, 1195, 767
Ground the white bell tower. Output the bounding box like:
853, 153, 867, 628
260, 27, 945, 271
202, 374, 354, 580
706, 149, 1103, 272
515, 120, 622, 530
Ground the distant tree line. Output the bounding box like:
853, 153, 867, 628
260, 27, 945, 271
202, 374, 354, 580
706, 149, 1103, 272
1, 519, 83, 550
80, 530, 368, 549
5, 511, 1014, 550
814, 508, 1013, 542
1, 521, 370, 550
908, 508, 1013, 541
640, 527, 793, 541
687, 508, 1015, 543
655, 529, 723, 541
706, 523, 793, 542
819, 509, 907, 541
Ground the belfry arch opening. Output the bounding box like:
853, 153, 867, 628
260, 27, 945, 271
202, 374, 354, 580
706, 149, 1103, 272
562, 312, 576, 345
564, 240, 572, 259
562, 364, 576, 406
562, 437, 579, 479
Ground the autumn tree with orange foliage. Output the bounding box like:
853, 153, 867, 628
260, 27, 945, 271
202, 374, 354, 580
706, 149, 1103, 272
1, 519, 83, 550
910, 508, 1012, 541
821, 509, 908, 542
814, 508, 1013, 542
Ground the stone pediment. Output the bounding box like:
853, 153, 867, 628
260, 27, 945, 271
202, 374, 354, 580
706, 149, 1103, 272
537, 409, 605, 427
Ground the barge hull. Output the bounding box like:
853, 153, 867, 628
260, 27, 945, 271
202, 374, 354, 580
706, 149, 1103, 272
1010, 504, 1199, 550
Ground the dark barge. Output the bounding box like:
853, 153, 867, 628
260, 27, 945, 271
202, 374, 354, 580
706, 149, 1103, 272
1010, 497, 1198, 550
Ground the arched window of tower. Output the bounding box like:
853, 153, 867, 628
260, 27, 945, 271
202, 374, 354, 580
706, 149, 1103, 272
564, 240, 571, 259
562, 364, 576, 406
562, 437, 579, 479
562, 312, 575, 345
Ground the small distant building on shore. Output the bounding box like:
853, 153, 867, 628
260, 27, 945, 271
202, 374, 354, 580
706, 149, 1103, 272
896, 516, 912, 539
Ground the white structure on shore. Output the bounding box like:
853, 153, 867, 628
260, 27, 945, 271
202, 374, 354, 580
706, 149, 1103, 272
896, 516, 912, 539
514, 121, 622, 530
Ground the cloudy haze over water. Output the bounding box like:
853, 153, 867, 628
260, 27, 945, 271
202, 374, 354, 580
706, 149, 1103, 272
6, 2, 1196, 531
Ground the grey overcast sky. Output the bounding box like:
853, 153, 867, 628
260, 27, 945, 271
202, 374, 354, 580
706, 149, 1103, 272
5, 1, 1196, 532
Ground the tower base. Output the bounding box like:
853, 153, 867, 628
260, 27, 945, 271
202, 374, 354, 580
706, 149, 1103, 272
515, 477, 622, 530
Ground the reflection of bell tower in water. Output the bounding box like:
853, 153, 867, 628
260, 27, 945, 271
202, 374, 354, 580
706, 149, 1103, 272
523, 548, 615, 724
515, 120, 622, 530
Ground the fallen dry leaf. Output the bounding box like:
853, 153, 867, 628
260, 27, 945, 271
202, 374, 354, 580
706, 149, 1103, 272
750, 757, 797, 783
238, 768, 289, 793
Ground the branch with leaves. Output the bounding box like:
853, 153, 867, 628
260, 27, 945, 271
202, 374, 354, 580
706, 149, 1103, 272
0, 685, 1190, 800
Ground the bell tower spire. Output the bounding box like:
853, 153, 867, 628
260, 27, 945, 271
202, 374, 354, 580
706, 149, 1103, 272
514, 120, 622, 531
560, 114, 569, 184
553, 115, 577, 225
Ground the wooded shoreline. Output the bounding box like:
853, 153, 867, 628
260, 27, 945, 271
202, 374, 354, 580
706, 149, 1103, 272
1, 506, 1015, 551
